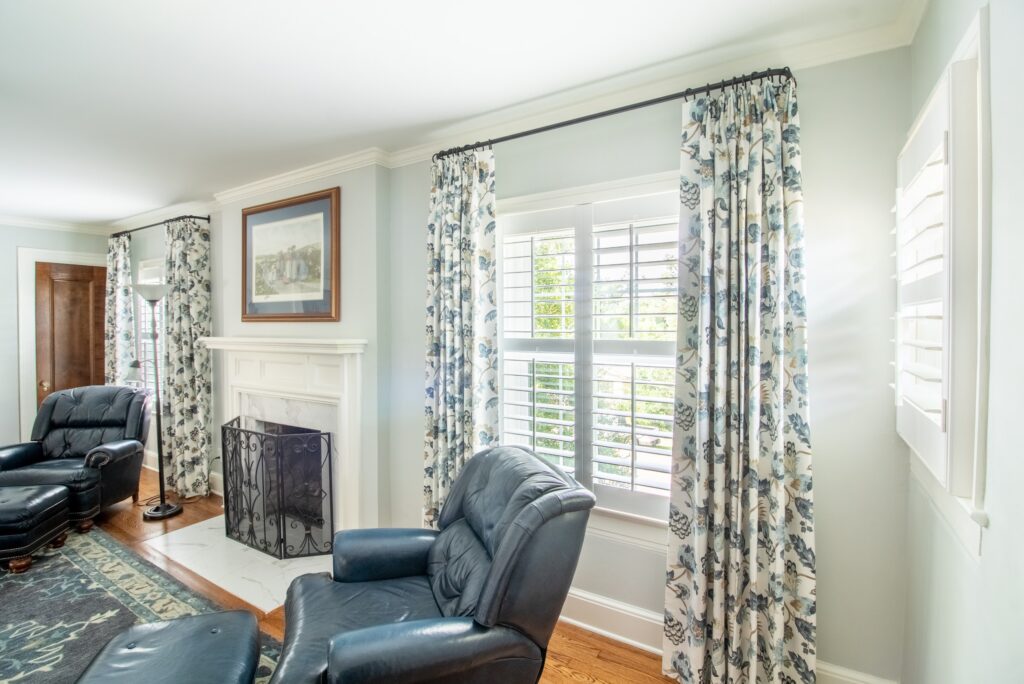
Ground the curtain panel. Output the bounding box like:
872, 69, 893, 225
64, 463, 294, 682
104, 235, 136, 385
161, 218, 213, 498
664, 81, 816, 683
423, 149, 499, 527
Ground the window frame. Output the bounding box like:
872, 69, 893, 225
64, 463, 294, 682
497, 176, 679, 520
893, 10, 991, 556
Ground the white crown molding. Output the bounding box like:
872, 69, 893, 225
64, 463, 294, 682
897, 0, 931, 46
111, 199, 216, 231
386, 12, 926, 168
148, 7, 930, 218
0, 214, 109, 236
213, 147, 391, 206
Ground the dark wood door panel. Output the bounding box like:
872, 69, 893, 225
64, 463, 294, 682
36, 262, 107, 406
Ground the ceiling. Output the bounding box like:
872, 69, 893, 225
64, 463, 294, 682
0, 0, 917, 224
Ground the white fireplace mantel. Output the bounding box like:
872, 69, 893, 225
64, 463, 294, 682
199, 336, 369, 531
200, 337, 368, 355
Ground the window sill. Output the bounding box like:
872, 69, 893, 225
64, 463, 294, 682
592, 505, 667, 528
909, 456, 987, 557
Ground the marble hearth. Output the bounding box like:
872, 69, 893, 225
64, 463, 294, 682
144, 516, 331, 612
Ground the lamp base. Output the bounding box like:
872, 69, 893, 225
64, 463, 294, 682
143, 502, 183, 521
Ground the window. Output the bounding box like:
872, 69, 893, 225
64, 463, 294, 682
892, 13, 989, 555
499, 189, 679, 519
135, 258, 164, 391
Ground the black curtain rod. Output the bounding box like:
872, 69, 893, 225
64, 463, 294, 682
433, 66, 796, 160
111, 214, 211, 238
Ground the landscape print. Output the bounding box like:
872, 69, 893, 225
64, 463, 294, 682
251, 212, 324, 303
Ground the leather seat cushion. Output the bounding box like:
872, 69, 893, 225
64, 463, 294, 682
0, 460, 100, 517
273, 573, 442, 684
77, 610, 259, 684
0, 485, 69, 557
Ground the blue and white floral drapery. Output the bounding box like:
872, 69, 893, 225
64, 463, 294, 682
664, 80, 816, 683
423, 149, 498, 527
161, 218, 212, 498
104, 234, 136, 385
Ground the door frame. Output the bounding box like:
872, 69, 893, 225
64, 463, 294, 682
17, 248, 107, 440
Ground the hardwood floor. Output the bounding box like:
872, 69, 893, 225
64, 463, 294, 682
96, 469, 671, 683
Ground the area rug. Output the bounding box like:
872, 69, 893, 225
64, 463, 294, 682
0, 528, 280, 683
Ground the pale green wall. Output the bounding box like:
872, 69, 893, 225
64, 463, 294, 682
210, 164, 388, 526
1, 224, 107, 439
901, 2, 1024, 682
385, 48, 912, 679
128, 224, 164, 274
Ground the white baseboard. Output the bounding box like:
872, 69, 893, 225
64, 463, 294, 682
560, 586, 899, 684
209, 470, 223, 496
561, 587, 663, 654
818, 662, 900, 684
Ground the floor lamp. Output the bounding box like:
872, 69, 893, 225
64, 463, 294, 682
127, 282, 182, 521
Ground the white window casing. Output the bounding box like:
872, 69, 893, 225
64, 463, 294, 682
893, 9, 990, 556
498, 185, 678, 520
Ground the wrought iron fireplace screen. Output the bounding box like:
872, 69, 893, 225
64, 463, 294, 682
221, 416, 334, 559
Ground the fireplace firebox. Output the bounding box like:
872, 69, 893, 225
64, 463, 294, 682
221, 416, 333, 559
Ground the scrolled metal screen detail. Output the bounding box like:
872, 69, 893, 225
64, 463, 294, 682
222, 416, 334, 559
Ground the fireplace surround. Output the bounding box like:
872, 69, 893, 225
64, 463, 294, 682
199, 337, 368, 531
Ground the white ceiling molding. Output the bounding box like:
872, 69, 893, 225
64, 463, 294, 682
386, 7, 928, 168
213, 147, 390, 206
0, 214, 109, 236
896, 0, 931, 45
157, 6, 929, 220
110, 199, 217, 232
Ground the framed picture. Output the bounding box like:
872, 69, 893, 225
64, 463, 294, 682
242, 187, 340, 321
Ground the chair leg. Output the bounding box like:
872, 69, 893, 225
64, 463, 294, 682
75, 519, 94, 534
132, 486, 139, 504
7, 556, 32, 573
49, 531, 69, 549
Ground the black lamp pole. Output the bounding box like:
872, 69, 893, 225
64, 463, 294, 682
132, 283, 182, 521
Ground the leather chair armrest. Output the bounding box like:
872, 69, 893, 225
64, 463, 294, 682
0, 442, 45, 471
326, 618, 542, 684
84, 439, 143, 469
332, 528, 438, 583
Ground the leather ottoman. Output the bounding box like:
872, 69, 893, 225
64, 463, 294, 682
77, 611, 260, 684
0, 484, 70, 573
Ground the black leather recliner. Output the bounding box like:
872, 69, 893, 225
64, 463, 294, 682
0, 385, 152, 526
270, 445, 597, 684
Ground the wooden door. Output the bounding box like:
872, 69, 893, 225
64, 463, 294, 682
36, 262, 107, 406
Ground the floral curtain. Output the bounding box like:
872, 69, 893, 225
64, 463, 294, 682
423, 149, 498, 527
664, 80, 816, 683
104, 235, 136, 385
161, 218, 212, 498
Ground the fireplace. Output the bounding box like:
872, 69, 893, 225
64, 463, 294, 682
221, 416, 334, 559
199, 336, 370, 530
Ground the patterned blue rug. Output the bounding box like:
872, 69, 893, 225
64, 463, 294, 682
0, 528, 280, 683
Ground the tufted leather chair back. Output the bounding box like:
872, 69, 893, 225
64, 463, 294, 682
31, 386, 152, 460
427, 446, 595, 649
